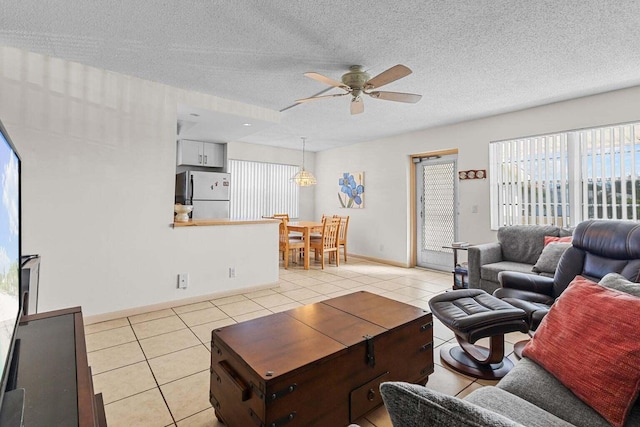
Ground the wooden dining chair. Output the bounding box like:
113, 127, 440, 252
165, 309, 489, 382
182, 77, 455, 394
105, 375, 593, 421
279, 218, 305, 269
334, 215, 350, 262
309, 217, 341, 269
273, 213, 302, 239
309, 214, 329, 239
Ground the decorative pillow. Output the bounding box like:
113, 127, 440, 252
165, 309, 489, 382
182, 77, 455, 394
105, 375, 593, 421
523, 276, 640, 427
531, 242, 571, 274
543, 235, 572, 245
599, 273, 640, 297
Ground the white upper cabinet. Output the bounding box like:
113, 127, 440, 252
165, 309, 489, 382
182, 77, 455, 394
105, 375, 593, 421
202, 142, 224, 167
177, 140, 225, 167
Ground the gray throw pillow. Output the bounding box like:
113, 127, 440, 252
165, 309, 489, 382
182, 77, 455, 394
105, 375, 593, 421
532, 242, 571, 274
599, 273, 640, 297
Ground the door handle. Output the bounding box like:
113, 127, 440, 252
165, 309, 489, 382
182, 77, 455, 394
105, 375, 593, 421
204, 155, 208, 164
189, 175, 194, 203
198, 154, 202, 164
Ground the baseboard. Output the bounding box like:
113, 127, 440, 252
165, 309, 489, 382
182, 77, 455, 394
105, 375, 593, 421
349, 254, 410, 268
84, 282, 276, 325
86, 255, 411, 324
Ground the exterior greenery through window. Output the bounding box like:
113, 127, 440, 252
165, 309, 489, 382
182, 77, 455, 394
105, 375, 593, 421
490, 122, 640, 229
228, 159, 299, 219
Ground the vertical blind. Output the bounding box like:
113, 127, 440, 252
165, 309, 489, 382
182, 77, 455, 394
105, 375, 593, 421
490, 122, 640, 228
490, 133, 569, 228
228, 159, 300, 219
579, 124, 639, 221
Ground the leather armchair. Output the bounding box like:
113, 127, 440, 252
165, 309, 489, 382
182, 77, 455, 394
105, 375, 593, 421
494, 219, 640, 331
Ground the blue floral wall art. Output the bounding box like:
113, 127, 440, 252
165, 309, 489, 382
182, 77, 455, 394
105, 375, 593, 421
338, 172, 365, 208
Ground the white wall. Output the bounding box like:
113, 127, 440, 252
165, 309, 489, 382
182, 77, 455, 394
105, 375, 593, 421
315, 86, 640, 265
0, 46, 295, 317
3, 44, 638, 315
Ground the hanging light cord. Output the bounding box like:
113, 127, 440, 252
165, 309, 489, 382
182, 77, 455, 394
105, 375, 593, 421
301, 137, 307, 169
291, 136, 316, 186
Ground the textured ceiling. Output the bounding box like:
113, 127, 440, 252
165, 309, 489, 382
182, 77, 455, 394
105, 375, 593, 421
2, 1, 640, 151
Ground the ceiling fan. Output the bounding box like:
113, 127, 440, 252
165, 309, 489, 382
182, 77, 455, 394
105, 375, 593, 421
296, 64, 422, 115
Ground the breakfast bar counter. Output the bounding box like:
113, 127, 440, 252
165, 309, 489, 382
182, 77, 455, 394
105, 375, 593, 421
172, 218, 279, 227
160, 218, 279, 304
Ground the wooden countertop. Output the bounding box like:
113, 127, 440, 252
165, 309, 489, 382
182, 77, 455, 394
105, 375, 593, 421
172, 218, 279, 227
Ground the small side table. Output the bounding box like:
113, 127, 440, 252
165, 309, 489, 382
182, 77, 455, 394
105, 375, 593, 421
442, 245, 472, 290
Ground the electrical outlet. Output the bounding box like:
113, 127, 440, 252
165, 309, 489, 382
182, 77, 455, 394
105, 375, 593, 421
229, 267, 235, 278
178, 273, 189, 289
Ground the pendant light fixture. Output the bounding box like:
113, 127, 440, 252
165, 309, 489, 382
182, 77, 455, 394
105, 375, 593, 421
291, 137, 317, 186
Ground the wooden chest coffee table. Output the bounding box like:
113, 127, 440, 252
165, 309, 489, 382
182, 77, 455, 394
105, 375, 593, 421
210, 291, 433, 427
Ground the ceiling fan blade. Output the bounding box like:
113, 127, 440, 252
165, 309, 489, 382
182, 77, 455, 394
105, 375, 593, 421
368, 91, 422, 103
350, 97, 364, 115
296, 93, 348, 103
304, 72, 349, 89
365, 64, 412, 89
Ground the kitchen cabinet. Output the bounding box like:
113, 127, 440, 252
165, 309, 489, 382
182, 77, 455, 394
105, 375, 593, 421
177, 139, 225, 167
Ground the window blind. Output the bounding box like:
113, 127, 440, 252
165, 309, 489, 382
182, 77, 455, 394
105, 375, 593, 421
228, 159, 300, 219
490, 121, 640, 228
579, 124, 639, 221
490, 133, 569, 228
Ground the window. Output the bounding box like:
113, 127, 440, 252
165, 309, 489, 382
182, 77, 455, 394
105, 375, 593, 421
228, 159, 299, 219
490, 122, 640, 228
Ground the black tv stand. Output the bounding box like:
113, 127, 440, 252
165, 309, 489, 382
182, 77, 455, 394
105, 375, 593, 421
11, 307, 106, 426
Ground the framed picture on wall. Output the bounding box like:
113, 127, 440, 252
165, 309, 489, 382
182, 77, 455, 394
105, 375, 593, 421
338, 172, 365, 208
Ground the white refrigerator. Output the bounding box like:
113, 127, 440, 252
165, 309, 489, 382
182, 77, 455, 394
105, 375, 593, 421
175, 171, 230, 219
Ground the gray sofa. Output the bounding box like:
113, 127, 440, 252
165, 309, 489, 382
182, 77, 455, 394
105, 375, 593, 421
468, 225, 573, 294
380, 357, 640, 426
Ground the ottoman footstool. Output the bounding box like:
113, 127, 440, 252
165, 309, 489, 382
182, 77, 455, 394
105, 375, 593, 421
429, 289, 528, 380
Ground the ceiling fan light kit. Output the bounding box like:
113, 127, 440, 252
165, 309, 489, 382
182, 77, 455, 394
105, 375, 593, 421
296, 64, 422, 115
341, 65, 370, 97
291, 137, 317, 186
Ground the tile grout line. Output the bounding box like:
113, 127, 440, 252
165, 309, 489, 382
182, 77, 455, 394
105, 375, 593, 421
133, 313, 180, 426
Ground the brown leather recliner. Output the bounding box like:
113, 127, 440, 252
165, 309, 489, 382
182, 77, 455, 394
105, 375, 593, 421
494, 219, 640, 331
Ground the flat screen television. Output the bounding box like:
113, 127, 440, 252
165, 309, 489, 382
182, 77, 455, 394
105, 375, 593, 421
0, 117, 22, 416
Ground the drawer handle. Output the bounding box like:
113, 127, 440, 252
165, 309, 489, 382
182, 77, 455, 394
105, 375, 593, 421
218, 361, 250, 401
367, 388, 376, 401
420, 342, 433, 352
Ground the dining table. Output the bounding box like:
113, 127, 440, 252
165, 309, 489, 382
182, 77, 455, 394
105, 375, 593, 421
287, 220, 324, 270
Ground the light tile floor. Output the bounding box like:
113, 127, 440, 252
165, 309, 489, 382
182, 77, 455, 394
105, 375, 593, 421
85, 256, 528, 427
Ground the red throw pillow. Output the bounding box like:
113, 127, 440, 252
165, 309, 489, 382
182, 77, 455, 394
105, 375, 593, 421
543, 235, 572, 245
523, 276, 640, 427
